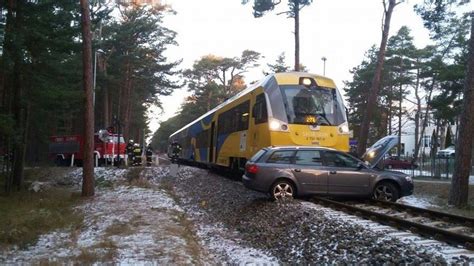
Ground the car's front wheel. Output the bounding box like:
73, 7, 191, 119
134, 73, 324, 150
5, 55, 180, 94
271, 180, 295, 201
373, 182, 400, 202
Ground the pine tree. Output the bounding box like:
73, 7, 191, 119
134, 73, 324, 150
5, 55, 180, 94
357, 0, 402, 157
241, 0, 313, 71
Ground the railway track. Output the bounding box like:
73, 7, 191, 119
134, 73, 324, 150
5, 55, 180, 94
312, 197, 474, 251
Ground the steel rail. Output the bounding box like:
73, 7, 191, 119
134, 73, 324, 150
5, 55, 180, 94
371, 199, 474, 226
312, 197, 474, 250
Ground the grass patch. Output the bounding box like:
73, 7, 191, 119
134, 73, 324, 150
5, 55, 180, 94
0, 187, 84, 249
158, 180, 181, 204
126, 167, 143, 182
104, 222, 134, 237
76, 248, 102, 264
125, 167, 155, 188
413, 180, 474, 217
167, 211, 203, 263
95, 177, 114, 189
24, 167, 75, 184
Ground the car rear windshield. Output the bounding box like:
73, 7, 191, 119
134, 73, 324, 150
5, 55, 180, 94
249, 149, 267, 162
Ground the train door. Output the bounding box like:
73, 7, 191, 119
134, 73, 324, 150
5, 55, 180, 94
250, 93, 268, 154
209, 121, 215, 163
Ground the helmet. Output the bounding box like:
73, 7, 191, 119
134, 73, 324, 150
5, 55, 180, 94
129, 139, 134, 143
134, 143, 139, 147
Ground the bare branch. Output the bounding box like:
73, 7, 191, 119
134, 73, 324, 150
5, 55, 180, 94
276, 10, 291, 16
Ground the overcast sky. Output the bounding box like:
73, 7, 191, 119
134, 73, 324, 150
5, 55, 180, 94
149, 0, 435, 134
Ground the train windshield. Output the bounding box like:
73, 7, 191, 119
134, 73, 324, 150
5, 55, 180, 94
280, 85, 347, 126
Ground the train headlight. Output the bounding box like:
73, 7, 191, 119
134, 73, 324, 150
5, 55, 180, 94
302, 78, 312, 86
269, 120, 281, 131
338, 122, 350, 134
269, 118, 289, 132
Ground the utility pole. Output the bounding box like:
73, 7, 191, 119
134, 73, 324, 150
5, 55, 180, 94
321, 56, 327, 76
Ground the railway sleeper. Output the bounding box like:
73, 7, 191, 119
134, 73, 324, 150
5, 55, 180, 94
445, 226, 471, 233
425, 221, 446, 227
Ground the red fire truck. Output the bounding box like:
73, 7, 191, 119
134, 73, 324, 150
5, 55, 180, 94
49, 130, 126, 166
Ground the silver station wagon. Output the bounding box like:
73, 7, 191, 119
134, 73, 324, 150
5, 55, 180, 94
243, 136, 414, 201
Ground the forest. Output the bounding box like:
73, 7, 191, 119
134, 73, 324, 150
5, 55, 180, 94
0, 1, 180, 193
0, 0, 472, 206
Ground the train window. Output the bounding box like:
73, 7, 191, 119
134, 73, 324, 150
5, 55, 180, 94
253, 94, 268, 124
218, 100, 250, 134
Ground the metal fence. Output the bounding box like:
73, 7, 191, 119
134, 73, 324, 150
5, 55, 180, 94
393, 156, 474, 180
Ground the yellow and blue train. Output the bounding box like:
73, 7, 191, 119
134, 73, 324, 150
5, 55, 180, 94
169, 72, 350, 171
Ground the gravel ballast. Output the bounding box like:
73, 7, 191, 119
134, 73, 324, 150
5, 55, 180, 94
147, 166, 448, 264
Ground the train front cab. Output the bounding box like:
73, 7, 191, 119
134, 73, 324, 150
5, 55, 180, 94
260, 73, 350, 152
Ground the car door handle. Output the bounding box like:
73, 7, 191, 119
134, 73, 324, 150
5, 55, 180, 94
294, 168, 301, 172
329, 171, 337, 174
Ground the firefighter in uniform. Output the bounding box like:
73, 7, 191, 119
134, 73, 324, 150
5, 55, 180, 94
132, 143, 142, 166
126, 139, 135, 165
170, 140, 182, 164
145, 144, 153, 166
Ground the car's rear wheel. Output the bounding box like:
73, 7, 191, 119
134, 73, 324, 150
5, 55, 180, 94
271, 180, 295, 201
373, 182, 399, 202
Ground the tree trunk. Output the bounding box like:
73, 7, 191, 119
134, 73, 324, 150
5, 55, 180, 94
397, 84, 402, 157
11, 55, 25, 191
388, 85, 392, 135
104, 85, 109, 127
413, 78, 435, 164
121, 59, 132, 140
449, 14, 474, 207
294, 0, 300, 71
357, 0, 398, 157
2, 0, 15, 193
80, 0, 95, 197
207, 91, 212, 112
10, 0, 26, 191
413, 66, 421, 160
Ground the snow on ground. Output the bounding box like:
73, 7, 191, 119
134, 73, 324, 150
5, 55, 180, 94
298, 201, 472, 263
195, 223, 278, 264
64, 167, 129, 186
1, 167, 208, 264
397, 195, 437, 209
4, 165, 471, 264
144, 167, 279, 264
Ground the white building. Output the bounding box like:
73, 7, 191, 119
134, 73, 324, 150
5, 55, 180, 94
397, 107, 458, 158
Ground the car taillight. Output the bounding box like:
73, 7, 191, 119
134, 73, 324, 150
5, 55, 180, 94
246, 164, 258, 174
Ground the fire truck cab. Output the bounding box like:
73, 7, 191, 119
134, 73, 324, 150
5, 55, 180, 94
49, 129, 127, 166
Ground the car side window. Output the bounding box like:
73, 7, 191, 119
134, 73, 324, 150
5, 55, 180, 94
295, 150, 322, 166
323, 151, 359, 168
267, 150, 294, 164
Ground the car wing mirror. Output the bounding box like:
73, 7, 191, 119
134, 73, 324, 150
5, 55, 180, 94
357, 162, 365, 170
